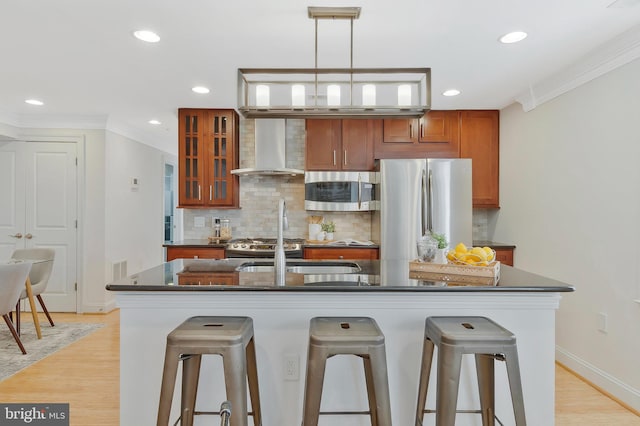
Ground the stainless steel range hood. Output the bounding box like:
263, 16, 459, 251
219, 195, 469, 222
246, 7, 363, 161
231, 119, 304, 176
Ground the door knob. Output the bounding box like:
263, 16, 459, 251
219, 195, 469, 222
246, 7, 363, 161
9, 233, 23, 239
25, 233, 33, 239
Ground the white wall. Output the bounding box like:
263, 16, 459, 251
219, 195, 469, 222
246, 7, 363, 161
496, 58, 640, 409
104, 131, 169, 304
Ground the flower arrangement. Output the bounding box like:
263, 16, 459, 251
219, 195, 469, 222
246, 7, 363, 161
431, 232, 448, 249
321, 221, 335, 233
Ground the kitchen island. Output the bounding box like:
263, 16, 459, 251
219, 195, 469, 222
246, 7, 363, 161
107, 258, 573, 426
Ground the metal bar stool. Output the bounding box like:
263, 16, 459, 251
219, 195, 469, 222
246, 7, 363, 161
157, 316, 262, 426
302, 316, 392, 426
415, 316, 526, 426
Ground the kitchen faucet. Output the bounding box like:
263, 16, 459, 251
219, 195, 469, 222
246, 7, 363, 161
274, 198, 288, 286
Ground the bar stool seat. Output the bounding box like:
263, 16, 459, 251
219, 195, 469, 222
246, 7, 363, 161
302, 316, 392, 426
157, 316, 262, 426
415, 316, 526, 426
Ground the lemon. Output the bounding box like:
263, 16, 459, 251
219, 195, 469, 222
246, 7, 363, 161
447, 250, 457, 261
462, 253, 482, 264
482, 247, 495, 261
454, 242, 468, 254
470, 247, 488, 261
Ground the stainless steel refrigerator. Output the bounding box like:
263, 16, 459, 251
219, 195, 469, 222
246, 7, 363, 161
372, 158, 473, 262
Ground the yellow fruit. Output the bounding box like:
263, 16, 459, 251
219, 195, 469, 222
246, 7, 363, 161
462, 253, 482, 264
447, 250, 457, 261
482, 247, 495, 261
470, 247, 488, 261
454, 242, 468, 254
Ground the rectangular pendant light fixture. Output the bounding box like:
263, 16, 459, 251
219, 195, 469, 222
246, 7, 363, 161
238, 7, 430, 118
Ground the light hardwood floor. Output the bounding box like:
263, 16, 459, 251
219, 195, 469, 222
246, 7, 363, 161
0, 310, 638, 425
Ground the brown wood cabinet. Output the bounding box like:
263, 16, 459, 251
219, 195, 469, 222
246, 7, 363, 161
377, 111, 460, 158
178, 109, 240, 208
304, 247, 379, 260
166, 246, 225, 261
177, 272, 238, 286
493, 248, 513, 266
305, 119, 378, 171
459, 110, 499, 208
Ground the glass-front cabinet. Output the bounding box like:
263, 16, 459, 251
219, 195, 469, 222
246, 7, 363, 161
178, 109, 239, 208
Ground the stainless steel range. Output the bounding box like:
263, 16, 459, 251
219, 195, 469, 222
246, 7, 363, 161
226, 238, 305, 258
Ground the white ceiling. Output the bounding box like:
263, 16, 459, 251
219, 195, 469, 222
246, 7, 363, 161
1, 0, 640, 155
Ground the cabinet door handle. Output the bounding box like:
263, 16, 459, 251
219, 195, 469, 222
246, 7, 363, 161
9, 233, 23, 239
198, 185, 201, 200
25, 233, 33, 239
333, 150, 336, 166
344, 150, 347, 166
420, 123, 424, 139
209, 185, 213, 201
410, 123, 413, 139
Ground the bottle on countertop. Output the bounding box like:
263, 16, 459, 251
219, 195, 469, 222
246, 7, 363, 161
220, 218, 231, 240
213, 217, 221, 238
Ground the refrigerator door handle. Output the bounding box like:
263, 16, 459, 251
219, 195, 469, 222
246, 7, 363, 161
421, 168, 427, 236
357, 173, 362, 210
427, 169, 434, 233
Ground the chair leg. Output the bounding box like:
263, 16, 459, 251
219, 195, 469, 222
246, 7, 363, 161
181, 354, 202, 426
36, 295, 55, 327
15, 302, 21, 336
475, 354, 495, 426
302, 345, 327, 426
436, 344, 462, 426
3, 314, 26, 354
245, 337, 262, 426
415, 338, 435, 426
363, 355, 379, 426
222, 344, 249, 426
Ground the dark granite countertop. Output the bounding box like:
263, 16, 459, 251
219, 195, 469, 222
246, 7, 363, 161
106, 258, 572, 293
163, 240, 510, 250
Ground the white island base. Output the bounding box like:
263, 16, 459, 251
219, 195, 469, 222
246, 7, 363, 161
116, 291, 562, 426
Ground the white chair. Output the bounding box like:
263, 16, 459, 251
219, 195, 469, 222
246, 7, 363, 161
0, 262, 32, 354
11, 248, 56, 334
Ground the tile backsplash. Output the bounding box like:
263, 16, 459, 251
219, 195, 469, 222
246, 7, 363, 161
182, 117, 491, 243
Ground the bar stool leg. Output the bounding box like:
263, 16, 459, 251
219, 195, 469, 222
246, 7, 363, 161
503, 347, 527, 426
436, 344, 462, 426
362, 356, 379, 425
368, 345, 392, 426
158, 345, 181, 426
302, 345, 327, 426
181, 354, 202, 426
245, 337, 262, 426
415, 338, 435, 425
223, 344, 249, 426
475, 354, 495, 426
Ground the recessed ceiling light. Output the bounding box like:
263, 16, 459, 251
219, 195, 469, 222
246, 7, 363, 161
149, 119, 161, 125
25, 99, 44, 106
192, 86, 210, 94
133, 30, 160, 43
442, 89, 461, 97
499, 31, 528, 44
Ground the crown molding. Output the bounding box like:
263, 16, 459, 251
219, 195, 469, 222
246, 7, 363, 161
515, 23, 640, 112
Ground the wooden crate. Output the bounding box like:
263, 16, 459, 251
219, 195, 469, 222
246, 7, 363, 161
409, 261, 500, 286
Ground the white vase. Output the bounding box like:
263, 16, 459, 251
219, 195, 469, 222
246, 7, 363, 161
326, 232, 334, 241
434, 248, 448, 264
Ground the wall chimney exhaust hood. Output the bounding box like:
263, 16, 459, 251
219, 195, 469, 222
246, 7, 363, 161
231, 119, 304, 176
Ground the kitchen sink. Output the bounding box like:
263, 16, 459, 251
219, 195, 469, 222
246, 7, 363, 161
236, 261, 361, 274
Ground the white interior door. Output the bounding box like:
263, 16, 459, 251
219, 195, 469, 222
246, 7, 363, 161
0, 141, 26, 259
0, 141, 78, 312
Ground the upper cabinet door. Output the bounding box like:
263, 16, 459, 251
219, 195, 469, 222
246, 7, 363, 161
305, 119, 342, 170
382, 118, 418, 143
376, 111, 460, 159
459, 110, 499, 208
178, 109, 240, 209
341, 119, 378, 171
178, 110, 206, 206
418, 110, 460, 157
305, 119, 377, 171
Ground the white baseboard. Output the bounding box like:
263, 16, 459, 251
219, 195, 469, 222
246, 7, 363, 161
79, 299, 117, 314
556, 346, 640, 412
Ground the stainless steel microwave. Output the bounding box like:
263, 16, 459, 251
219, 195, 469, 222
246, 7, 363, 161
304, 171, 379, 211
